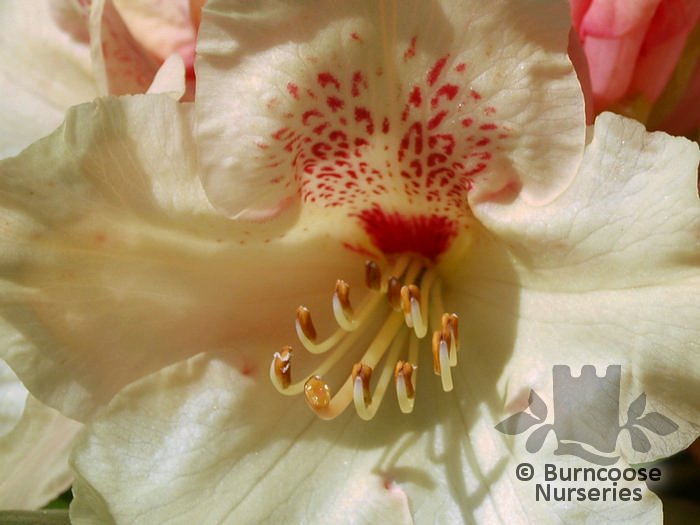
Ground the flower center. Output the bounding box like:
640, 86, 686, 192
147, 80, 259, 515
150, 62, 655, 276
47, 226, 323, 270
270, 255, 461, 420
261, 40, 499, 418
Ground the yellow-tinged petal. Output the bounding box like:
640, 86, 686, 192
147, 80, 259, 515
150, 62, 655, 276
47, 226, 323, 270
0, 0, 97, 158
0, 360, 81, 509
451, 111, 700, 462
0, 360, 26, 439
0, 93, 364, 421
70, 352, 663, 525
195, 0, 585, 223
471, 112, 700, 292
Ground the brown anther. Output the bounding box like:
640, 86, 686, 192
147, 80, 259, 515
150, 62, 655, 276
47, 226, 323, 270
400, 284, 421, 315
334, 280, 353, 316
273, 346, 293, 389
431, 330, 444, 374
304, 375, 331, 409
296, 306, 317, 342
364, 260, 382, 291
441, 329, 452, 354
394, 361, 416, 399
386, 276, 402, 310
441, 313, 459, 349
352, 363, 373, 405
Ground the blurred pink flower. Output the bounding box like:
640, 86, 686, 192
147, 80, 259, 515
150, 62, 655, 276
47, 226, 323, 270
570, 0, 700, 133
67, 0, 198, 99
0, 0, 199, 159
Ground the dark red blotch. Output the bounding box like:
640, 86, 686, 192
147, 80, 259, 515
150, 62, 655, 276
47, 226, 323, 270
353, 206, 458, 261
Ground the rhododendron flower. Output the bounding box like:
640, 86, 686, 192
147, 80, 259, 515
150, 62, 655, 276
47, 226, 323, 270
0, 0, 699, 523
569, 0, 700, 132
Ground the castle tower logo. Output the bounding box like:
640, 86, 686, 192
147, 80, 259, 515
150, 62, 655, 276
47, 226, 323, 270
495, 365, 679, 465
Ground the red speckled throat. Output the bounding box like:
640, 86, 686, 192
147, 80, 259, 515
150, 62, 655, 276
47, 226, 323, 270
254, 33, 511, 262
262, 33, 512, 418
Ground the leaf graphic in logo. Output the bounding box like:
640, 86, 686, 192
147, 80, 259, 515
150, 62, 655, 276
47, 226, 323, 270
627, 426, 652, 453
626, 393, 647, 421
526, 423, 553, 453
528, 389, 547, 421
635, 412, 679, 436
494, 412, 541, 435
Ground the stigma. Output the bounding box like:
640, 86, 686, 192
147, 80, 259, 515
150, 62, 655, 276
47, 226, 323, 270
270, 256, 460, 420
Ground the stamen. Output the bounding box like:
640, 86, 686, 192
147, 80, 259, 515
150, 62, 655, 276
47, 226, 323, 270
297, 306, 316, 342
276, 256, 461, 420
442, 313, 460, 366
332, 280, 355, 330
395, 360, 416, 413
305, 311, 404, 419
432, 330, 453, 392
403, 258, 424, 285
296, 285, 386, 353
352, 363, 373, 409
360, 311, 404, 366
401, 284, 427, 338
396, 335, 419, 414
388, 254, 412, 282
387, 277, 402, 310
364, 260, 382, 291
439, 338, 453, 391
271, 325, 366, 395
352, 327, 407, 420
270, 346, 293, 391
295, 306, 344, 353
432, 330, 442, 375
407, 330, 419, 365
400, 285, 415, 328
416, 268, 436, 338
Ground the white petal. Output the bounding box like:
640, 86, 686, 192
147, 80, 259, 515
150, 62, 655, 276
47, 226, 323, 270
0, 393, 82, 510
70, 352, 662, 524
444, 246, 699, 461
446, 110, 700, 461
499, 283, 700, 458
0, 0, 97, 157
472, 112, 700, 292
195, 0, 584, 220
0, 360, 27, 439
0, 360, 78, 510
0, 93, 363, 421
